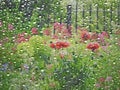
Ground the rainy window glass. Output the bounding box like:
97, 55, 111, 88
0, 0, 120, 90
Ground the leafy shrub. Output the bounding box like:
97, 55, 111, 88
17, 42, 34, 57
29, 35, 51, 62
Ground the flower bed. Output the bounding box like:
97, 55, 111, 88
0, 21, 120, 90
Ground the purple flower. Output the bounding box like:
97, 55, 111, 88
0, 63, 8, 71
23, 64, 29, 70
2, 63, 8, 70
101, 31, 110, 38
101, 43, 109, 51
105, 76, 112, 82
98, 34, 104, 42
21, 64, 30, 73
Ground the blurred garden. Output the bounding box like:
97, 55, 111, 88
0, 0, 120, 90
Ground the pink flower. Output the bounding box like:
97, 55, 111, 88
95, 83, 101, 88
54, 22, 61, 30
0, 21, 2, 27
0, 40, 3, 46
63, 29, 69, 33
8, 24, 14, 30
98, 31, 109, 40
17, 37, 26, 43
54, 22, 64, 32
31, 27, 38, 35
52, 35, 58, 39
62, 29, 71, 38
98, 33, 104, 39
18, 32, 25, 38
101, 43, 110, 53
101, 31, 110, 38
16, 32, 31, 43
43, 29, 51, 36
98, 32, 110, 46
98, 34, 105, 45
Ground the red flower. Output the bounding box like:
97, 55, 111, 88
31, 27, 38, 35
55, 41, 63, 49
81, 30, 91, 40
99, 77, 105, 83
61, 41, 70, 48
50, 43, 56, 48
50, 41, 70, 49
87, 42, 100, 51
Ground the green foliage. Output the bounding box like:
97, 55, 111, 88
0, 0, 120, 90
16, 35, 52, 66
17, 42, 34, 57
0, 0, 63, 35
29, 35, 44, 47
54, 60, 89, 90
29, 35, 52, 62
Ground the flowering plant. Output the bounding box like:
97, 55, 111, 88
50, 41, 70, 49
80, 30, 91, 41
87, 42, 100, 52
